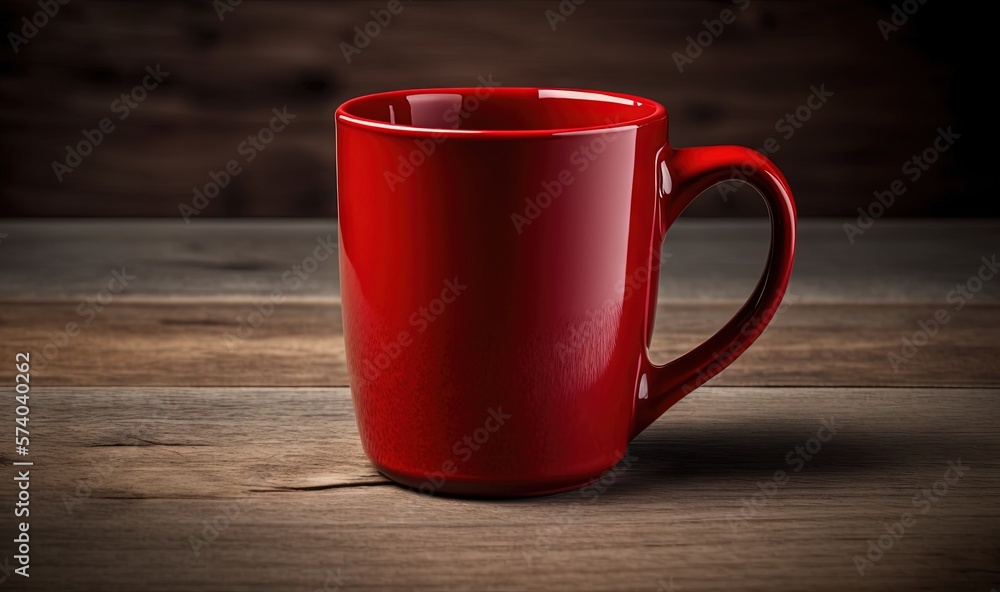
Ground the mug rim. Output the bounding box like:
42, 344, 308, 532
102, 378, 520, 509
335, 87, 667, 139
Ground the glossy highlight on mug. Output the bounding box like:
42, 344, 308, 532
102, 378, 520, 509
336, 87, 796, 497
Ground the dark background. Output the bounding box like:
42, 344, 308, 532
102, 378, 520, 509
0, 0, 990, 218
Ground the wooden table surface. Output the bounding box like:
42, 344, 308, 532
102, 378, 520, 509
0, 220, 997, 591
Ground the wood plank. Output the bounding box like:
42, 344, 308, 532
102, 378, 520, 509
1, 221, 997, 303
1, 301, 997, 388
6, 386, 998, 591
0, 220, 340, 301
0, 301, 347, 388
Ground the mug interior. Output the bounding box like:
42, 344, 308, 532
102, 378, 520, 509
338, 87, 664, 135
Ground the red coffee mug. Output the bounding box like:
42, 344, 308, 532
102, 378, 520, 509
336, 87, 795, 497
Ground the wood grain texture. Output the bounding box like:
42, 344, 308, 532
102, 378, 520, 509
2, 301, 998, 388
1, 220, 997, 303
0, 1, 977, 217
1, 221, 997, 590
3, 386, 997, 591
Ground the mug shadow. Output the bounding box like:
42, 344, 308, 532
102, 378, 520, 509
612, 423, 966, 500
385, 411, 978, 506
496, 415, 973, 504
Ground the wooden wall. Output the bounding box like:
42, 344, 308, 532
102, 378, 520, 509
0, 0, 986, 217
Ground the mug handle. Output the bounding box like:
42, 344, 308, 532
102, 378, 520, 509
631, 145, 797, 437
